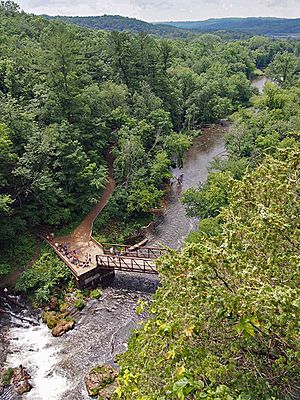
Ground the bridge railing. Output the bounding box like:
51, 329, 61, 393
102, 244, 166, 260
96, 254, 157, 274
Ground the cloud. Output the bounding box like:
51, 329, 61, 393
265, 0, 288, 7
17, 0, 300, 20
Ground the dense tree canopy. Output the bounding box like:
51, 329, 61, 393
114, 27, 300, 399
0, 3, 299, 398
116, 143, 300, 400
0, 1, 299, 274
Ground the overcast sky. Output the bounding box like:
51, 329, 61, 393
17, 0, 300, 21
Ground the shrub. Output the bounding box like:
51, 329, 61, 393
75, 290, 84, 299
74, 299, 85, 311
90, 288, 102, 299
15, 248, 72, 305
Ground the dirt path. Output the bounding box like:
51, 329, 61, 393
0, 239, 43, 289
53, 150, 116, 271
28, 238, 42, 267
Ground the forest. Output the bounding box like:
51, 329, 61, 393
161, 17, 300, 37
46, 16, 300, 38
0, 1, 300, 398
44, 14, 190, 37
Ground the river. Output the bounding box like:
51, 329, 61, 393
147, 124, 227, 249
251, 76, 272, 93
0, 76, 269, 400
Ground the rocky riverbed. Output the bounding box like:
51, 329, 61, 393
1, 273, 157, 400
0, 123, 226, 400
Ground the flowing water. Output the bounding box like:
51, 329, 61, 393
252, 76, 272, 93
147, 125, 227, 249
0, 76, 269, 400
0, 125, 234, 400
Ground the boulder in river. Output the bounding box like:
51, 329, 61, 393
11, 365, 32, 395
51, 319, 75, 337
42, 310, 75, 336
85, 365, 118, 398
1, 365, 33, 395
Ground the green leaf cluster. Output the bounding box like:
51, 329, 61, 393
115, 146, 300, 399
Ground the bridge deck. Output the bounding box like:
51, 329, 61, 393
96, 254, 157, 274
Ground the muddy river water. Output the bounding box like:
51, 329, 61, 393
0, 77, 268, 400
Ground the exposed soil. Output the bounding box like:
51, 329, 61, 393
52, 150, 116, 270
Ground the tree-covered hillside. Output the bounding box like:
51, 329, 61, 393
0, 1, 299, 283
44, 15, 189, 37
45, 15, 300, 38
160, 17, 300, 37
115, 54, 300, 400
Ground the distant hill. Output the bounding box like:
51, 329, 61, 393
44, 15, 300, 38
157, 17, 300, 37
43, 15, 190, 37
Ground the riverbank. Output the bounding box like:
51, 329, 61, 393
0, 122, 229, 400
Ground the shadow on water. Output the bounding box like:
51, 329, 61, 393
112, 272, 159, 294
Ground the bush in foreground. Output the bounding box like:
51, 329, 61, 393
115, 148, 300, 399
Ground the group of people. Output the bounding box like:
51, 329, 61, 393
54, 242, 92, 268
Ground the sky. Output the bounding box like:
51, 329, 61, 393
17, 0, 300, 22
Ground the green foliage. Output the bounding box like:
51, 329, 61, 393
74, 299, 85, 311
90, 288, 102, 299
1, 367, 14, 386
116, 147, 300, 399
266, 51, 300, 87
0, 262, 11, 278
181, 171, 232, 219
15, 249, 72, 305
185, 217, 222, 243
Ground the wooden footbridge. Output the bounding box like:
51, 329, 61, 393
47, 237, 165, 289
43, 150, 166, 288
97, 244, 164, 275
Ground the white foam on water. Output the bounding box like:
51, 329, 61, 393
6, 321, 71, 400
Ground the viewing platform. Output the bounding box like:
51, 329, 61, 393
46, 237, 165, 288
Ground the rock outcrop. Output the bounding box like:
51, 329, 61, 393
11, 365, 32, 395
51, 319, 75, 337
85, 365, 118, 398
42, 310, 75, 336
1, 365, 32, 395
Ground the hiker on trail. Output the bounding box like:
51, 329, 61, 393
88, 254, 92, 263
110, 247, 114, 255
